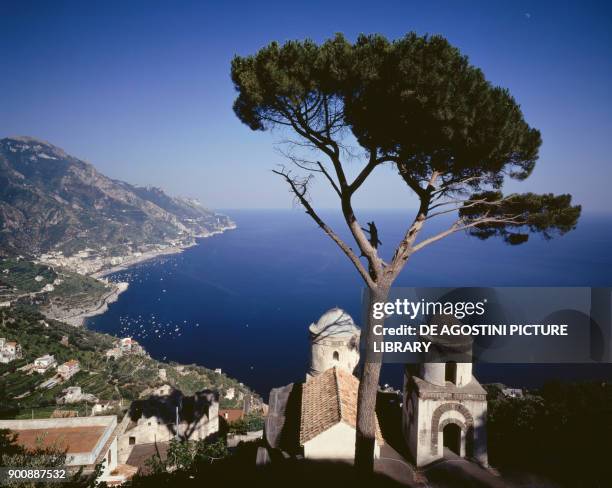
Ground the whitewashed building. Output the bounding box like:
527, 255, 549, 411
57, 359, 80, 380
118, 386, 219, 463
0, 416, 121, 481
0, 338, 22, 363
300, 367, 383, 461
403, 357, 488, 466
34, 354, 57, 373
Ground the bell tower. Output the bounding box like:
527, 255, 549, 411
307, 308, 360, 379
402, 332, 488, 466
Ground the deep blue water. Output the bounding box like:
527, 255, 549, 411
88, 210, 612, 395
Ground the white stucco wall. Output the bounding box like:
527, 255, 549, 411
303, 422, 380, 462
118, 403, 219, 462
99, 437, 118, 479
421, 363, 473, 387
404, 392, 488, 467
309, 338, 360, 378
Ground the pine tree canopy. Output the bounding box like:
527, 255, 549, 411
231, 32, 580, 249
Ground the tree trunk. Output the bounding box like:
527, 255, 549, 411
354, 284, 390, 471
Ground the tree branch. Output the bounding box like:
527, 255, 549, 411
411, 214, 525, 252
272, 167, 376, 288
348, 152, 380, 195
387, 171, 440, 279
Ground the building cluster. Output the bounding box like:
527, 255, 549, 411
37, 248, 128, 275
105, 337, 146, 360
0, 305, 494, 484
24, 354, 81, 385
0, 364, 262, 485
0, 337, 22, 363
36, 238, 195, 275
0, 383, 224, 485
261, 308, 489, 479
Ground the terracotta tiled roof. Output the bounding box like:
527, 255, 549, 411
219, 409, 244, 423
11, 426, 106, 453
299, 367, 383, 445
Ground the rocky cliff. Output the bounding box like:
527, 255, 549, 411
0, 136, 231, 256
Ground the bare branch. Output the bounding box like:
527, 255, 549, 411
411, 214, 525, 252
431, 174, 491, 195
348, 152, 381, 195
276, 145, 343, 198
272, 166, 376, 288
316, 161, 342, 197
427, 194, 517, 215
273, 102, 383, 281
381, 155, 428, 199
387, 171, 441, 278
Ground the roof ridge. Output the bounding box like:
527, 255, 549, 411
333, 367, 343, 421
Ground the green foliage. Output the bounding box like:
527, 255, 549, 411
47, 271, 110, 311
0, 257, 112, 315
232, 32, 539, 182
146, 438, 229, 474
459, 191, 581, 244
487, 382, 612, 487
0, 259, 55, 294
228, 412, 264, 435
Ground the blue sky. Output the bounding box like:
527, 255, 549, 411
1, 1, 610, 211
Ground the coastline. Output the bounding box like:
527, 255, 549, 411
92, 224, 237, 279
91, 244, 190, 279
63, 223, 237, 325
45, 282, 129, 327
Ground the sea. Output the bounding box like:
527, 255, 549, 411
88, 209, 612, 396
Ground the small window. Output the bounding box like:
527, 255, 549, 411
129, 436, 136, 445
445, 361, 457, 385
332, 351, 339, 361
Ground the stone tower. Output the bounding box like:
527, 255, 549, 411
307, 308, 360, 379
402, 333, 488, 467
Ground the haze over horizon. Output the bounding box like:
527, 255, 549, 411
1, 0, 611, 212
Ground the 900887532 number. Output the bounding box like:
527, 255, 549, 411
2, 468, 67, 482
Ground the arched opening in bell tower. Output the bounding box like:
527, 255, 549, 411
332, 350, 339, 361
443, 423, 461, 456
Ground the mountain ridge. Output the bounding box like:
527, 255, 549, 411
0, 136, 232, 256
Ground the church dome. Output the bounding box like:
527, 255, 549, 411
309, 308, 360, 339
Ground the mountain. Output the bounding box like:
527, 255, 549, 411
0, 136, 232, 256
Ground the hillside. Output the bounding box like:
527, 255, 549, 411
0, 305, 256, 419
0, 257, 112, 323
0, 136, 233, 256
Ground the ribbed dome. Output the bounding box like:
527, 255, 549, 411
309, 308, 360, 338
